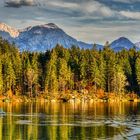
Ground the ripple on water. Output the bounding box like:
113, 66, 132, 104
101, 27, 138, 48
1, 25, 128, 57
16, 120, 32, 125
12, 113, 140, 139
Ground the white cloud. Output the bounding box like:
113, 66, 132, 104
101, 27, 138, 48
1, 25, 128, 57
4, 0, 140, 20
112, 0, 140, 3
39, 0, 117, 19
38, 0, 140, 20
82, 1, 115, 17
63, 21, 140, 44
45, 1, 79, 9
120, 11, 140, 19
1, 0, 140, 44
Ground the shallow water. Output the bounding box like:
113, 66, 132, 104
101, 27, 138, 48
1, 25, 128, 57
0, 102, 140, 140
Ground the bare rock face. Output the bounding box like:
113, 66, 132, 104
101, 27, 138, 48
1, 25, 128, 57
0, 22, 19, 38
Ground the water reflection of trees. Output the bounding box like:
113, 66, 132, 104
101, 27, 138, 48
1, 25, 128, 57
0, 102, 138, 140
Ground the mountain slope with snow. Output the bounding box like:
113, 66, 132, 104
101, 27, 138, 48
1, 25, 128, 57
0, 22, 19, 38
0, 22, 93, 51
0, 22, 139, 52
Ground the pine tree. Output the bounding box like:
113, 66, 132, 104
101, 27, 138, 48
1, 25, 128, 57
79, 51, 87, 90
98, 53, 106, 90
113, 65, 126, 95
23, 54, 38, 97
68, 46, 81, 90
0, 59, 3, 93
136, 57, 140, 92
30, 53, 39, 96
3, 59, 16, 93
45, 49, 58, 94
102, 44, 116, 93
128, 48, 138, 92
87, 54, 100, 92
57, 58, 72, 91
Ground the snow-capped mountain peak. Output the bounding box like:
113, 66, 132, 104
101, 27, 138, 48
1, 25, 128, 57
2, 22, 140, 52
0, 22, 92, 51
20, 23, 59, 33
0, 22, 19, 38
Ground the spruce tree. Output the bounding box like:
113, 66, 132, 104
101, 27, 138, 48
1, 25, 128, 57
136, 57, 140, 92
113, 65, 126, 95
0, 60, 3, 93
57, 58, 71, 91
45, 49, 58, 94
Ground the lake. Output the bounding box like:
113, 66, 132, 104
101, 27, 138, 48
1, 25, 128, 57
0, 101, 140, 140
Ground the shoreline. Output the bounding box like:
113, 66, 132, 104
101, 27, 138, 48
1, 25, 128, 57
0, 94, 139, 103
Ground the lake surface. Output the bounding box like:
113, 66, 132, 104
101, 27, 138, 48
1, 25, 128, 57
0, 102, 140, 140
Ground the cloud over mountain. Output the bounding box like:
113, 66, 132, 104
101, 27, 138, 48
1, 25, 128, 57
1, 0, 140, 44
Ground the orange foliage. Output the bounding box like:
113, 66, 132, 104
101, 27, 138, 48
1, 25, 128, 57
126, 92, 138, 99
108, 93, 116, 98
7, 89, 13, 98
85, 84, 92, 91
96, 89, 106, 99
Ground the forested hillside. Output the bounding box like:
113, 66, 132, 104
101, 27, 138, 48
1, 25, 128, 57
0, 37, 140, 101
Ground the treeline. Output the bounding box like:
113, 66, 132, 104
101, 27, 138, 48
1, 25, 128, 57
0, 37, 140, 97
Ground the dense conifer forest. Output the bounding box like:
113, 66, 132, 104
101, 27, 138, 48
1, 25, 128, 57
0, 37, 140, 101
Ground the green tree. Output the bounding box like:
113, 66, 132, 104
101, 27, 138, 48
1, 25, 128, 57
86, 52, 100, 92
136, 56, 140, 92
57, 58, 72, 91
0, 59, 3, 93
3, 59, 16, 93
45, 49, 58, 94
113, 65, 126, 95
102, 44, 116, 93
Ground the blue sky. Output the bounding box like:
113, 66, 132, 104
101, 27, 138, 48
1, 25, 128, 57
0, 0, 140, 44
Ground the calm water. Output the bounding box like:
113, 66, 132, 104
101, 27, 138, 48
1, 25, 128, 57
0, 102, 140, 140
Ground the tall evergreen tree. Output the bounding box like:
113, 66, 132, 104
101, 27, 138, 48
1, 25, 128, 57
3, 59, 16, 93
102, 43, 116, 92
136, 57, 140, 92
57, 58, 72, 91
113, 65, 126, 95
45, 49, 58, 94
0, 59, 3, 93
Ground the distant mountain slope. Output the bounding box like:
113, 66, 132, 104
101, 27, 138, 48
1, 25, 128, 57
135, 42, 140, 49
110, 37, 135, 51
0, 31, 12, 41
0, 22, 93, 51
0, 22, 139, 52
